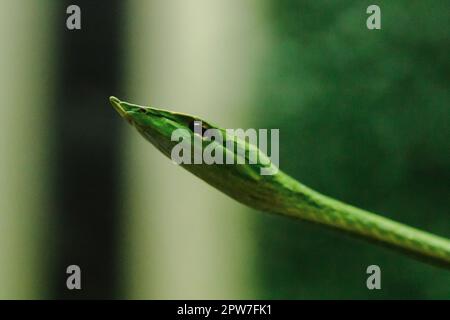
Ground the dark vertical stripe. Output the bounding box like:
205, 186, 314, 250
52, 1, 125, 299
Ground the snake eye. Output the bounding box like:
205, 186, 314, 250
188, 120, 196, 132
137, 108, 147, 114
189, 120, 208, 137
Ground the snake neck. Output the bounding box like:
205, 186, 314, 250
263, 171, 450, 269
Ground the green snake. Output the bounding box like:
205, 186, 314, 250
110, 96, 450, 269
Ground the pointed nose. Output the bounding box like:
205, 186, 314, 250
109, 96, 127, 118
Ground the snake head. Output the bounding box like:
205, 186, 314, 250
109, 96, 219, 159
110, 96, 285, 211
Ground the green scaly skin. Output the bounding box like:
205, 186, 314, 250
110, 96, 450, 269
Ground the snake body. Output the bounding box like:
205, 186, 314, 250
110, 96, 450, 269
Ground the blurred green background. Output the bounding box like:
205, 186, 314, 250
0, 0, 448, 299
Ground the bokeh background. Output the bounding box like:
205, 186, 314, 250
0, 0, 448, 299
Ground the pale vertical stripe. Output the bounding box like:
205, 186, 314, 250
0, 1, 54, 298
121, 0, 269, 298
